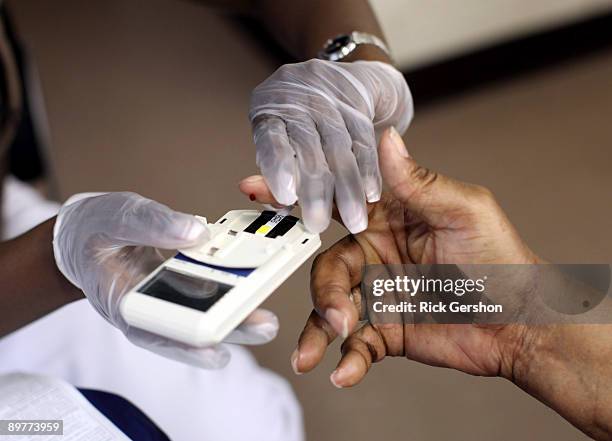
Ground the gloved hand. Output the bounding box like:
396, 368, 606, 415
52, 191, 279, 369
249, 59, 413, 234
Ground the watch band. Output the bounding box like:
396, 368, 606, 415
351, 31, 390, 56
318, 31, 392, 62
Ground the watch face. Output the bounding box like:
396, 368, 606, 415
323, 35, 352, 56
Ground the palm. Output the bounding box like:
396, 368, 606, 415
350, 193, 534, 377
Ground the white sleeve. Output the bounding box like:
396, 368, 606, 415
2, 175, 60, 240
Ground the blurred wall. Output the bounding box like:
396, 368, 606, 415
372, 0, 612, 68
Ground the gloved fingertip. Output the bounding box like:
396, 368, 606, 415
363, 175, 382, 203
201, 346, 231, 369
246, 322, 279, 344
275, 190, 298, 207
303, 218, 329, 234
283, 196, 299, 207
183, 217, 210, 243
243, 308, 279, 327
339, 204, 368, 234
365, 192, 382, 203
302, 200, 331, 234
223, 309, 279, 345
346, 215, 368, 234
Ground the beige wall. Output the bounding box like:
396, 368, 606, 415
372, 0, 612, 68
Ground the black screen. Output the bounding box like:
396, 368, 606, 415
140, 268, 233, 312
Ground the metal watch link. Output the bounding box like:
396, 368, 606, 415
318, 31, 391, 62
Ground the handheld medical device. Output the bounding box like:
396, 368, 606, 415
120, 210, 321, 347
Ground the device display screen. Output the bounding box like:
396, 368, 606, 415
140, 268, 233, 312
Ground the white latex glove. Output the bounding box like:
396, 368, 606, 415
52, 192, 279, 369
250, 59, 413, 233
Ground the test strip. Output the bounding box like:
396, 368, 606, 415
265, 215, 298, 238
243, 211, 297, 237
244, 211, 275, 234
255, 213, 286, 235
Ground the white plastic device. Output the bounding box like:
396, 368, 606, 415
120, 210, 321, 347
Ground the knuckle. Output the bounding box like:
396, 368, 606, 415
471, 184, 497, 206
339, 334, 360, 353
320, 281, 349, 298
311, 249, 338, 278
251, 114, 271, 129
272, 63, 296, 81
303, 58, 325, 74
114, 192, 149, 209
113, 191, 137, 200
339, 335, 378, 366
410, 164, 439, 189
388, 164, 439, 205
311, 251, 327, 273
365, 340, 383, 363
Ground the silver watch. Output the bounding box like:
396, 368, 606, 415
318, 31, 391, 62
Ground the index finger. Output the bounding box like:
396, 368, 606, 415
239, 174, 351, 224
251, 117, 298, 206
239, 175, 286, 209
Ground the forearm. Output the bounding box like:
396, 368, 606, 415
497, 267, 612, 439
0, 218, 83, 337
250, 0, 391, 62
195, 0, 389, 62
510, 325, 612, 440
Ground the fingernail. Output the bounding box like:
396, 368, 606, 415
330, 369, 344, 388
290, 348, 302, 375
363, 175, 382, 203
325, 308, 349, 338
185, 218, 209, 242
240, 175, 264, 185
249, 193, 256, 201
389, 127, 410, 158
248, 322, 279, 343
201, 347, 231, 369
303, 199, 331, 234
346, 212, 367, 234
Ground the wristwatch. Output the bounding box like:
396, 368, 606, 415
318, 31, 391, 62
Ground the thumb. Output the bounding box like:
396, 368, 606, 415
379, 127, 475, 227
126, 327, 231, 369
92, 192, 210, 249
223, 308, 279, 345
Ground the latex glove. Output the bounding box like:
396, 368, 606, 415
53, 192, 279, 369
250, 59, 413, 234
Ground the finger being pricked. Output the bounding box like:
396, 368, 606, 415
239, 175, 286, 208
239, 174, 345, 223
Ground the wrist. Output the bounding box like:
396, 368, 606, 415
0, 218, 83, 337
45, 218, 84, 305
500, 324, 543, 385
494, 324, 533, 383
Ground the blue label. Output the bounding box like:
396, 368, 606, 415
174, 253, 255, 277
